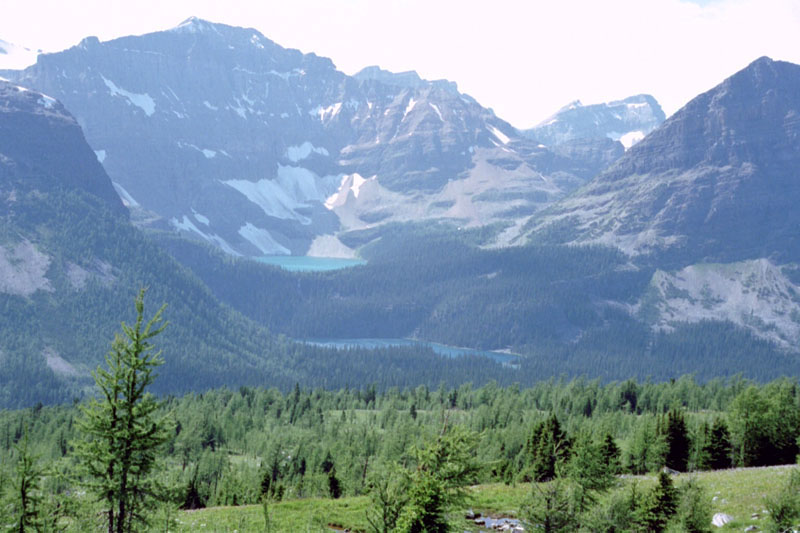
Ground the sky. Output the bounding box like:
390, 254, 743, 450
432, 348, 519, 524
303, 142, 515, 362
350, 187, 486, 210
1, 0, 799, 128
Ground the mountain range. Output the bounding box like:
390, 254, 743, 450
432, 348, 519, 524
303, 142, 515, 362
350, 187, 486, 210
2, 18, 659, 257
2, 19, 800, 407
526, 56, 800, 349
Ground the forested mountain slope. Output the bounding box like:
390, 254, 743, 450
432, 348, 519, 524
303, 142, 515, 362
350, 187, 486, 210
0, 81, 522, 408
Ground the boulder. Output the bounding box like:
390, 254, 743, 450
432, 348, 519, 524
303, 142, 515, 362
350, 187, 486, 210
712, 513, 734, 527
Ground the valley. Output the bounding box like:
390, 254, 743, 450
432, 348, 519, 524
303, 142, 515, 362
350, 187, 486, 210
1, 8, 800, 532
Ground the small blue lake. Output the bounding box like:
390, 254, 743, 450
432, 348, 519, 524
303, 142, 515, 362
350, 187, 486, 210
303, 338, 521, 367
255, 256, 366, 272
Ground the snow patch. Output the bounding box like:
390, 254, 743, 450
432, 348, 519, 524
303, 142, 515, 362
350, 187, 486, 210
203, 100, 218, 111
488, 125, 511, 145
101, 75, 155, 116
286, 142, 329, 162
177, 142, 218, 159
94, 150, 107, 163
325, 173, 374, 209
403, 97, 417, 119
224, 164, 338, 224
171, 215, 208, 239
618, 130, 645, 150
238, 223, 290, 255
192, 209, 210, 226
37, 95, 56, 109
309, 102, 342, 121
112, 182, 139, 207
269, 70, 291, 81
250, 34, 264, 49
229, 99, 247, 119
429, 103, 443, 121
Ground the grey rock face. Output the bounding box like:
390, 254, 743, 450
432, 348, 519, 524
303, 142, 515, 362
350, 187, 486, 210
529, 57, 800, 264
0, 80, 124, 213
524, 94, 666, 149
6, 18, 605, 256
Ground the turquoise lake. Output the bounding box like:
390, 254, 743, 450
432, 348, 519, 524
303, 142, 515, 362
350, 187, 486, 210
303, 338, 520, 366
255, 256, 366, 272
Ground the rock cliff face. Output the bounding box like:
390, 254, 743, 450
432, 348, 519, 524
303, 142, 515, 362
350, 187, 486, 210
6, 18, 608, 256
529, 57, 800, 264
0, 80, 124, 213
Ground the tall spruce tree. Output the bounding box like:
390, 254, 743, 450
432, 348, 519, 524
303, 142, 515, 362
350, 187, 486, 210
643, 471, 678, 532
526, 414, 571, 482
664, 409, 690, 472
703, 419, 733, 470
75, 289, 171, 533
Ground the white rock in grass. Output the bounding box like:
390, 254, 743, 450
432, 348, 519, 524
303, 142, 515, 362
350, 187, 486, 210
712, 513, 733, 527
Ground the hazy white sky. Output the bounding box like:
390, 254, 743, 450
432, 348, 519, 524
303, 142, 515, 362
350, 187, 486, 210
2, 0, 799, 128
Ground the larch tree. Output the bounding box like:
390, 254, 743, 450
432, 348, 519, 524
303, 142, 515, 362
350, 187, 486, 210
75, 289, 171, 533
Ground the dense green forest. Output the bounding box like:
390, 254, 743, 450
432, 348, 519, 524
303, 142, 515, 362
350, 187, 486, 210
155, 222, 795, 382
2, 372, 800, 530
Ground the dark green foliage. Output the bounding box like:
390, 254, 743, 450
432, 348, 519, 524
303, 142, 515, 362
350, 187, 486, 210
642, 471, 678, 533
702, 419, 733, 470
730, 382, 800, 467
599, 433, 621, 476
663, 409, 691, 472
0, 375, 797, 520
525, 415, 571, 482
327, 466, 342, 499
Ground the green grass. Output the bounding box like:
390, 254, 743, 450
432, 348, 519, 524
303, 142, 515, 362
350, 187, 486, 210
175, 465, 797, 532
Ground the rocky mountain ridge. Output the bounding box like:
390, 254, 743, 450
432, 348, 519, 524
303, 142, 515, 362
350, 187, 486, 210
528, 57, 800, 264
523, 94, 665, 149
5, 17, 624, 256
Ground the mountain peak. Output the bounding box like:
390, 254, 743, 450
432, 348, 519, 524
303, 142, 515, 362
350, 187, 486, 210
170, 16, 220, 34
525, 95, 664, 147
354, 65, 459, 94
529, 57, 800, 263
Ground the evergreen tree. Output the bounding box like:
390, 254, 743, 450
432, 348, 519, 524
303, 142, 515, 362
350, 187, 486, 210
526, 414, 571, 482
598, 433, 621, 475
523, 478, 579, 533
703, 419, 732, 470
642, 471, 678, 532
395, 425, 480, 533
675, 477, 712, 533
75, 289, 172, 533
327, 466, 342, 499
10, 430, 46, 533
663, 409, 690, 472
